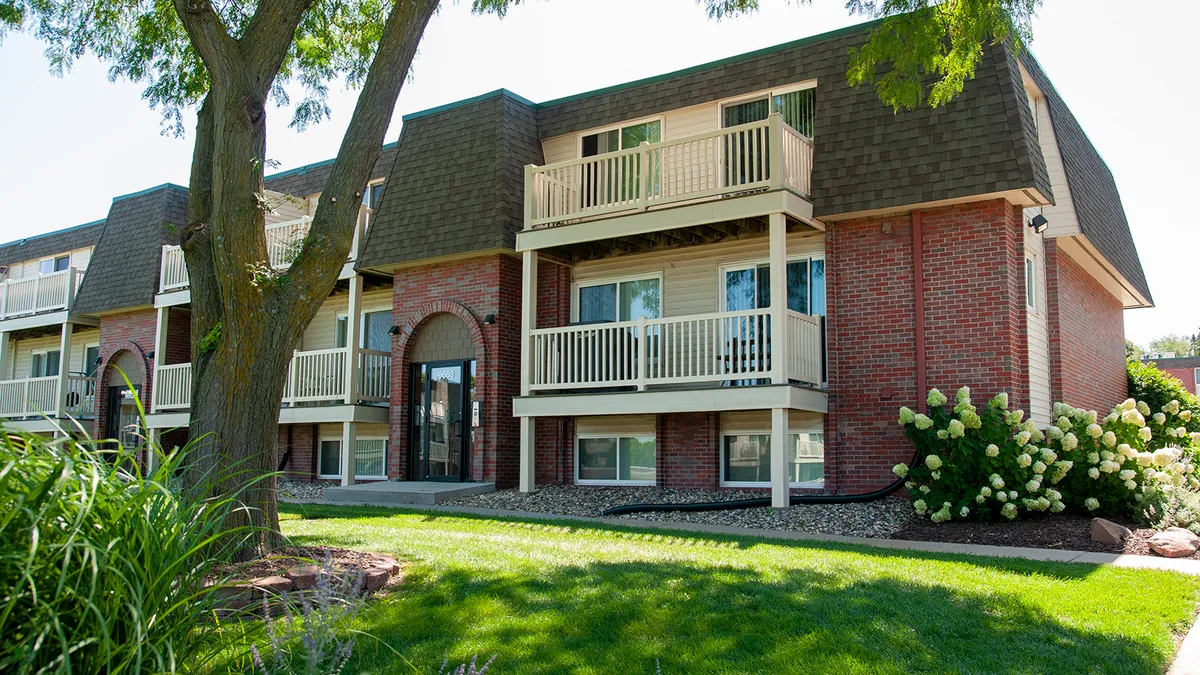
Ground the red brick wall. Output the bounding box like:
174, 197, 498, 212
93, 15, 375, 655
826, 200, 1030, 493
534, 417, 574, 485
390, 254, 523, 487
1046, 241, 1128, 411
94, 309, 157, 437
657, 412, 719, 489
279, 423, 318, 479
1161, 368, 1198, 395
164, 307, 191, 366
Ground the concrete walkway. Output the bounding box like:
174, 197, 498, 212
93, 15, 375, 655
283, 498, 1200, 576
282, 497, 1200, 673
323, 481, 494, 505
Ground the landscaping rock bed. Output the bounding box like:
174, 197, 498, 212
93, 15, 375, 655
279, 479, 330, 501
212, 546, 404, 614
442, 485, 913, 538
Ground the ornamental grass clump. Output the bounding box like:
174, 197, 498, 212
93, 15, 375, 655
895, 387, 1200, 524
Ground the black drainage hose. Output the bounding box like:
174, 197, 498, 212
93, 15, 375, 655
600, 448, 918, 517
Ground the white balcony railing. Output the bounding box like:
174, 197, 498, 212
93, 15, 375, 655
0, 374, 97, 419
525, 113, 813, 230
159, 205, 374, 293
152, 347, 391, 411
0, 267, 84, 320
529, 307, 823, 392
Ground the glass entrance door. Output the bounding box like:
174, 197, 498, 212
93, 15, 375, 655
410, 360, 474, 481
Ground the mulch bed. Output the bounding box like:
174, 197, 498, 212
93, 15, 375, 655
891, 514, 1199, 559
219, 546, 396, 580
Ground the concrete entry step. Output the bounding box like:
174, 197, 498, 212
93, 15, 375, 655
323, 481, 495, 506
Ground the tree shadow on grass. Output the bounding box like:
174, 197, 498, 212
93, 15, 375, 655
285, 545, 1173, 674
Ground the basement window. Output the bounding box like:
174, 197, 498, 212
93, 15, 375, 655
576, 435, 656, 485
318, 437, 388, 480
720, 431, 825, 488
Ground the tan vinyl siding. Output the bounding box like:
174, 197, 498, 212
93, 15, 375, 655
265, 189, 310, 223
720, 410, 823, 433
541, 134, 577, 165
571, 231, 825, 318
1034, 97, 1080, 238
410, 313, 476, 362
663, 102, 718, 141
1023, 220, 1053, 425
299, 287, 393, 351
7, 246, 94, 281
575, 415, 656, 436
318, 422, 389, 437
8, 328, 99, 380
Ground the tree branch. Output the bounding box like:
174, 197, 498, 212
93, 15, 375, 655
170, 0, 237, 77
278, 0, 439, 323
241, 0, 315, 96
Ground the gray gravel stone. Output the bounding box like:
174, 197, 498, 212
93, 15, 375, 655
279, 479, 329, 501
444, 485, 913, 539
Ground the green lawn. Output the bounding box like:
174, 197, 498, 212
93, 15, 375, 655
280, 504, 1200, 674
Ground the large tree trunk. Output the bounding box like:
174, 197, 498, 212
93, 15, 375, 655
173, 0, 440, 558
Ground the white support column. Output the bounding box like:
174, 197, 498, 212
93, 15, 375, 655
147, 427, 162, 475
519, 416, 535, 493
152, 306, 169, 413
55, 322, 73, 417
771, 407, 789, 508
768, 212, 789, 385
340, 421, 357, 487
344, 274, 363, 405
0, 330, 10, 380
519, 250, 539, 493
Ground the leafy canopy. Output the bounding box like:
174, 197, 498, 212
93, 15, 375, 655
1, 0, 1042, 133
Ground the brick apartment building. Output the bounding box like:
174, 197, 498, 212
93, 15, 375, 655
0, 21, 1152, 507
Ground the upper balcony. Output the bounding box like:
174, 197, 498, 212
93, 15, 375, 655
158, 204, 373, 295
0, 267, 86, 326
521, 113, 814, 250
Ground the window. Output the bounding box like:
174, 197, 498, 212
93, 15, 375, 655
722, 87, 816, 137
362, 181, 384, 210
581, 120, 662, 157
84, 346, 100, 378
30, 350, 61, 378
720, 256, 826, 314
576, 435, 656, 484
576, 276, 661, 323
1195, 368, 1199, 391
1025, 256, 1037, 311
335, 310, 394, 351
39, 255, 69, 275
721, 430, 825, 487
318, 437, 388, 479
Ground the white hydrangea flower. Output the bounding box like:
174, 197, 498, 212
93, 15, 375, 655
979, 486, 992, 498
1153, 448, 1181, 467
1137, 401, 1151, 416
1031, 427, 1046, 443
1121, 408, 1145, 426
1119, 398, 1136, 412
927, 388, 947, 407
914, 414, 934, 430
996, 490, 1008, 502
990, 474, 1005, 489
937, 430, 949, 440
1164, 400, 1181, 415
1040, 448, 1058, 464
1152, 412, 1167, 426
893, 463, 909, 478
955, 386, 971, 405
1117, 444, 1134, 460
1177, 427, 1189, 438
898, 406, 916, 424
1101, 431, 1117, 447
931, 470, 941, 481
1136, 452, 1153, 467
1085, 497, 1100, 511
1088, 467, 1100, 479
1119, 469, 1136, 481
1101, 450, 1115, 462
1044, 488, 1062, 501
1086, 423, 1103, 439
919, 485, 930, 494
1050, 500, 1066, 513
1005, 409, 1025, 426
1047, 426, 1064, 441
986, 444, 1000, 457
905, 481, 915, 489
1056, 416, 1073, 431
948, 419, 966, 438
931, 502, 953, 523
1167, 427, 1179, 438
959, 409, 982, 429
1014, 431, 1032, 446
1084, 410, 1098, 424
1061, 433, 1078, 452
990, 392, 1009, 409
914, 499, 928, 515
975, 494, 986, 504
960, 506, 971, 519
1100, 460, 1119, 474
1017, 453, 1033, 468
1054, 402, 1069, 417
1033, 461, 1047, 475
1026, 479, 1041, 493
1008, 490, 1018, 501
1124, 479, 1137, 490
925, 455, 943, 471
1191, 432, 1200, 445
1087, 452, 1100, 465
1180, 410, 1192, 423
1138, 427, 1153, 442
1001, 502, 1018, 519
1103, 412, 1119, 425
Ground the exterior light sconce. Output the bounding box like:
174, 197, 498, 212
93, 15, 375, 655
482, 314, 496, 325
1029, 214, 1049, 235
146, 350, 156, 359
387, 325, 401, 336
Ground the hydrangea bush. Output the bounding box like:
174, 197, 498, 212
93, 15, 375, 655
895, 387, 1200, 525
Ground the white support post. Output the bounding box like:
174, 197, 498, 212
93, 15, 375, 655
55, 322, 73, 417
352, 208, 368, 260
767, 112, 784, 191
768, 212, 789, 385
147, 427, 162, 474
523, 165, 536, 231
0, 330, 10, 380
519, 416, 535, 493
340, 421, 357, 487
771, 407, 789, 508
638, 140, 651, 211
152, 306, 169, 413
344, 274, 363, 405
636, 316, 647, 391
63, 267, 78, 310
519, 250, 538, 493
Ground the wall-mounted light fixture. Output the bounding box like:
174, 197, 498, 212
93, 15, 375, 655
482, 314, 497, 325
146, 350, 156, 359
387, 325, 401, 336
1029, 214, 1049, 235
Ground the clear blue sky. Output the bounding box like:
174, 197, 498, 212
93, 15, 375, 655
0, 0, 1194, 347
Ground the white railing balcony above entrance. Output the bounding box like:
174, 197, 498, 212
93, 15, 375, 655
0, 374, 97, 419
0, 267, 85, 320
524, 113, 813, 230
528, 307, 823, 392
158, 205, 374, 293
151, 347, 391, 411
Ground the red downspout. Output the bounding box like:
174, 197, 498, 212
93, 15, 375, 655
912, 210, 926, 402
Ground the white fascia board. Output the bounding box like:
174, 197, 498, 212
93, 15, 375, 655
512, 385, 827, 418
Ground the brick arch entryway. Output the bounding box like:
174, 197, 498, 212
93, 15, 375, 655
94, 344, 150, 453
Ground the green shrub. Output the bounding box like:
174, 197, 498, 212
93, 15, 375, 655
1128, 360, 1200, 450
896, 388, 1200, 523
0, 427, 255, 674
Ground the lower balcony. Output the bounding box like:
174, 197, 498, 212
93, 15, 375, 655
152, 347, 392, 412
528, 308, 824, 392
0, 374, 98, 419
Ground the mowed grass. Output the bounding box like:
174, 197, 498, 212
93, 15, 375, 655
280, 504, 1200, 674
